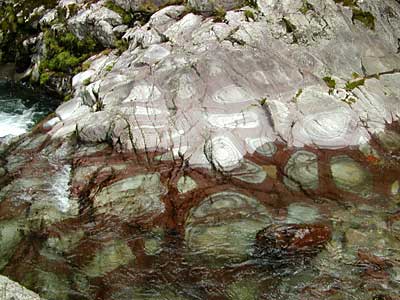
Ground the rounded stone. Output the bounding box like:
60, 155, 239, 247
230, 160, 267, 184
283, 151, 319, 191
94, 173, 166, 220
286, 203, 320, 224
330, 156, 372, 195
377, 130, 400, 152
0, 167, 6, 177
0, 219, 24, 271
177, 176, 197, 194
83, 240, 135, 278
255, 142, 277, 157
185, 191, 271, 264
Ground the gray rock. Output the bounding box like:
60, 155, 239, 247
177, 176, 197, 194
0, 275, 42, 300
94, 173, 166, 220
49, 0, 400, 171
0, 167, 5, 177
0, 220, 24, 271
188, 0, 245, 13
286, 203, 320, 224
67, 4, 123, 47
230, 159, 267, 184
185, 191, 271, 264
83, 239, 135, 278
330, 155, 372, 195
284, 151, 319, 191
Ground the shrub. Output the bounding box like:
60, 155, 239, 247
345, 78, 365, 90
352, 9, 375, 30
322, 76, 336, 89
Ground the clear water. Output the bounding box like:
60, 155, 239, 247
1, 83, 400, 300
0, 81, 59, 140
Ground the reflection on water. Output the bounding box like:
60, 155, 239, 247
0, 84, 400, 300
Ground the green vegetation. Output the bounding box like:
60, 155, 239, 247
323, 76, 336, 89
300, 1, 314, 15
245, 0, 258, 9
213, 7, 226, 23
259, 97, 268, 105
345, 78, 365, 90
114, 39, 129, 54
295, 88, 303, 98
105, 63, 115, 72
342, 96, 357, 105
0, 0, 58, 68
244, 10, 255, 21
82, 61, 92, 71
352, 9, 375, 30
334, 0, 375, 30
39, 30, 100, 85
83, 78, 91, 86
105, 1, 132, 24
282, 18, 297, 33
334, 0, 358, 8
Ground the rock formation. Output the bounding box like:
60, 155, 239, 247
1, 0, 400, 299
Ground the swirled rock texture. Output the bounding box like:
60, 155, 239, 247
1, 0, 400, 299
27, 0, 399, 172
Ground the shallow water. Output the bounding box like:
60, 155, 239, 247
0, 81, 59, 140
1, 85, 400, 300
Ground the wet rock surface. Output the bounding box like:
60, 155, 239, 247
254, 223, 332, 262
1, 0, 400, 299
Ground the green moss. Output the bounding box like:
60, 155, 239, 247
352, 72, 360, 78
83, 78, 91, 86
114, 39, 129, 54
295, 88, 303, 98
244, 10, 255, 21
39, 71, 53, 85
345, 78, 365, 90
259, 97, 268, 105
105, 1, 132, 25
0, 0, 58, 67
352, 9, 375, 30
245, 0, 258, 9
334, 0, 375, 30
40, 30, 100, 75
105, 63, 115, 72
300, 1, 314, 14
323, 76, 336, 89
82, 61, 92, 71
213, 6, 226, 23
334, 0, 358, 8
342, 96, 357, 105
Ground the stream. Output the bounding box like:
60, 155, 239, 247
1, 83, 400, 300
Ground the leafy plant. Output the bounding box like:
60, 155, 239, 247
345, 78, 365, 90
323, 76, 336, 89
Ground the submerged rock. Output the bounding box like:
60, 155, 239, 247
230, 159, 267, 184
0, 219, 24, 270
283, 151, 319, 191
185, 191, 271, 264
177, 176, 197, 194
83, 240, 135, 278
93, 173, 166, 220
330, 155, 372, 195
286, 203, 321, 224
377, 130, 400, 152
254, 224, 331, 261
